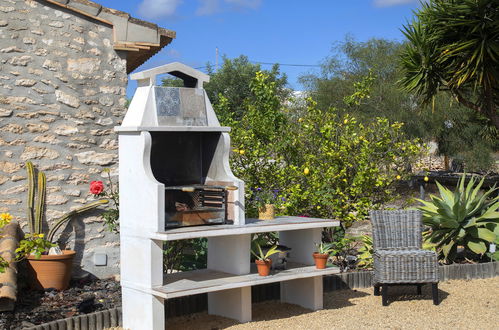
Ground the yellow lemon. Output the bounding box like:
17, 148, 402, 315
343, 119, 348, 124
396, 175, 401, 180
303, 167, 310, 175
239, 149, 245, 155
424, 176, 429, 182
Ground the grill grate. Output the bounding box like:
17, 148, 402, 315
164, 185, 228, 228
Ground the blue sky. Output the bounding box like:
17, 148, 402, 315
97, 0, 422, 96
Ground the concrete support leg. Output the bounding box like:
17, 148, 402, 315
280, 228, 323, 311
208, 234, 251, 275
122, 287, 165, 330
281, 276, 323, 310
279, 228, 322, 265
208, 287, 252, 322
120, 238, 164, 330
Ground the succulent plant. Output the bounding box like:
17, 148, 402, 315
251, 241, 281, 261
417, 174, 498, 263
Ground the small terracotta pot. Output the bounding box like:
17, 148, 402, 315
255, 259, 272, 276
312, 253, 329, 269
258, 204, 275, 220
27, 250, 76, 290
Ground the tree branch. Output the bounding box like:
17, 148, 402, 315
452, 89, 481, 113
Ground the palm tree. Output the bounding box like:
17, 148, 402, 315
399, 0, 499, 129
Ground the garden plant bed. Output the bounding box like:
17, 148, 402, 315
0, 277, 121, 329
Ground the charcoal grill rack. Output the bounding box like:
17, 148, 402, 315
164, 184, 231, 228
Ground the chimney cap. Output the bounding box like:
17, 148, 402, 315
130, 62, 210, 88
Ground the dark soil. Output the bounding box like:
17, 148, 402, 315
0, 277, 121, 330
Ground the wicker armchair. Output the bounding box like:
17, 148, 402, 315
370, 210, 439, 306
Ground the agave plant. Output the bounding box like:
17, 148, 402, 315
251, 242, 281, 261
315, 242, 335, 255
417, 174, 498, 263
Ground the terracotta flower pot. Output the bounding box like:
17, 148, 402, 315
312, 252, 329, 269
27, 250, 75, 290
258, 204, 275, 220
255, 259, 272, 276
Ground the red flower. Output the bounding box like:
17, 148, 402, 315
90, 181, 104, 195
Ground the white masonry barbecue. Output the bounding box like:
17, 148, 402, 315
117, 63, 340, 329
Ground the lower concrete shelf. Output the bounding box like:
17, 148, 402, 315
152, 263, 340, 299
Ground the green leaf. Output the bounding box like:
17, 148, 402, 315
463, 217, 477, 228
487, 251, 499, 261
436, 181, 454, 206
467, 239, 486, 254
478, 205, 499, 219
439, 218, 460, 228
476, 228, 496, 243
442, 241, 455, 258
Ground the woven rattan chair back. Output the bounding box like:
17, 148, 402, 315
369, 209, 423, 250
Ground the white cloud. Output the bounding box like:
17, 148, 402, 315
373, 0, 416, 7
196, 0, 220, 15
138, 0, 182, 19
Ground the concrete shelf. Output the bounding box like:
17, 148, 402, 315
153, 263, 340, 299
153, 216, 340, 241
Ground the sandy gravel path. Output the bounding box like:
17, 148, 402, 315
167, 277, 499, 330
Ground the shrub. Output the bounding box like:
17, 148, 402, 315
418, 174, 499, 263
356, 235, 374, 269
281, 99, 423, 228
224, 72, 423, 224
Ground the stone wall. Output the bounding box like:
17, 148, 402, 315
0, 0, 128, 278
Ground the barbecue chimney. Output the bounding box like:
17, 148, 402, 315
117, 62, 245, 233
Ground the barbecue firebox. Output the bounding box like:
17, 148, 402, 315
165, 184, 237, 228
117, 62, 245, 230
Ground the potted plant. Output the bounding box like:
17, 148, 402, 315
22, 162, 108, 290
251, 241, 281, 276
252, 188, 282, 220
313, 242, 335, 269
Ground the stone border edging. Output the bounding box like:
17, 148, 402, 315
325, 262, 499, 290
25, 307, 122, 330
25, 262, 499, 329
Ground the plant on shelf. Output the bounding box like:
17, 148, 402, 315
89, 168, 120, 233
251, 241, 281, 276
417, 174, 499, 263
251, 187, 283, 220
313, 242, 335, 269
21, 161, 109, 290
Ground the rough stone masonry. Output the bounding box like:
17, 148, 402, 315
0, 0, 174, 278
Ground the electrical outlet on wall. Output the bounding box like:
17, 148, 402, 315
93, 253, 108, 266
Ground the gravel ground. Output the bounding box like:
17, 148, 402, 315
167, 277, 499, 330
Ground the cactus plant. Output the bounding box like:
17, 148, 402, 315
25, 161, 109, 243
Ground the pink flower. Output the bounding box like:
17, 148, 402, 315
90, 181, 104, 195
